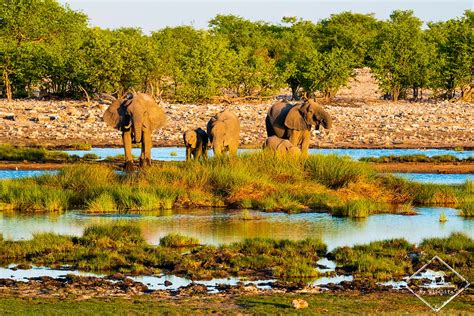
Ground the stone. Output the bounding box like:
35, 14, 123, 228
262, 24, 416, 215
292, 299, 308, 309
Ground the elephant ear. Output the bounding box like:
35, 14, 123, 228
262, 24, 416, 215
284, 105, 308, 130
103, 99, 122, 130
142, 95, 167, 130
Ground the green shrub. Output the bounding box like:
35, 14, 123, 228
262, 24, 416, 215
160, 233, 199, 247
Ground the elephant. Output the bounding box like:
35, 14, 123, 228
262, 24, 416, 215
183, 128, 208, 161
265, 99, 332, 157
207, 109, 240, 157
103, 92, 167, 171
263, 136, 301, 157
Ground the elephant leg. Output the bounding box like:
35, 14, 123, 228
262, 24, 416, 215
202, 145, 208, 160
140, 130, 152, 167
213, 145, 222, 158
186, 147, 192, 161
300, 131, 310, 158
229, 144, 238, 156
195, 146, 202, 161
123, 131, 135, 172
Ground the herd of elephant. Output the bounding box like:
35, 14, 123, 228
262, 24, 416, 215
103, 92, 333, 171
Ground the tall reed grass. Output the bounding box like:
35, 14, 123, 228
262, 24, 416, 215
0, 153, 468, 216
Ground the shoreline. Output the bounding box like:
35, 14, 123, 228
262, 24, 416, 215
1, 160, 473, 174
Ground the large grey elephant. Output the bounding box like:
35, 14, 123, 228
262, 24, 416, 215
265, 99, 332, 157
103, 92, 167, 171
207, 109, 240, 157
183, 128, 208, 161
263, 136, 301, 157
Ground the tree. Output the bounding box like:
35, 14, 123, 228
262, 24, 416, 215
427, 10, 473, 99
317, 12, 379, 67
0, 0, 87, 100
369, 10, 425, 101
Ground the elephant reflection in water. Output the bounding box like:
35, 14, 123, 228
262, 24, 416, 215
103, 92, 167, 171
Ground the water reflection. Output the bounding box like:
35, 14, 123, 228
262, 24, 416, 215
1, 208, 472, 250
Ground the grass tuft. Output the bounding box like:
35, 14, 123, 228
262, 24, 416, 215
159, 233, 199, 247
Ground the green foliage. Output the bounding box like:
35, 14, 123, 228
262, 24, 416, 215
360, 154, 467, 163
0, 144, 69, 162
305, 154, 374, 189
0, 154, 468, 213
159, 234, 199, 248
0, 3, 470, 102
332, 199, 385, 218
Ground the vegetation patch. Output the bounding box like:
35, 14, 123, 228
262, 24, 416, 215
0, 153, 470, 216
332, 232, 474, 281
0, 224, 326, 280
360, 154, 473, 163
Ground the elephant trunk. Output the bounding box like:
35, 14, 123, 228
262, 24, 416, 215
132, 113, 143, 143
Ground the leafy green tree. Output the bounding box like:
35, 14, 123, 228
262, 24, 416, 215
0, 0, 87, 100
427, 10, 473, 99
369, 10, 425, 101
317, 12, 379, 67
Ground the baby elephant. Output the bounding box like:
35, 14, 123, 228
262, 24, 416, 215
183, 128, 208, 161
263, 136, 301, 157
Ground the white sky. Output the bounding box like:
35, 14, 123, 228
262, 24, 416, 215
59, 0, 473, 32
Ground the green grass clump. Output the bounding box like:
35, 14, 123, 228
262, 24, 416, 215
170, 151, 177, 157
332, 199, 385, 218
360, 154, 465, 163
305, 155, 374, 189
159, 233, 199, 247
82, 153, 100, 160
439, 212, 447, 222
332, 239, 415, 280
332, 233, 474, 281
86, 193, 116, 213
81, 224, 145, 248
459, 203, 473, 217
0, 144, 70, 162
71, 143, 92, 150
419, 232, 473, 280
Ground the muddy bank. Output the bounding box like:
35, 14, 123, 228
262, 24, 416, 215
0, 274, 399, 299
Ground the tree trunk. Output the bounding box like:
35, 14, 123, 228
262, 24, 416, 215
413, 87, 418, 100
3, 70, 12, 102
392, 86, 400, 102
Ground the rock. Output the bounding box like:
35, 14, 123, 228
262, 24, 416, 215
164, 280, 172, 287
292, 298, 308, 309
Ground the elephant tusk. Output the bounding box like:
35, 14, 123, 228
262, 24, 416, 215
124, 123, 132, 129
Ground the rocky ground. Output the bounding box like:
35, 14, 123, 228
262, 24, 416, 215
0, 68, 472, 149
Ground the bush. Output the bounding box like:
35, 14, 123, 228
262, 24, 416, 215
160, 234, 199, 247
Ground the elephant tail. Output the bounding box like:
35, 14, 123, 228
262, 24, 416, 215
265, 115, 276, 137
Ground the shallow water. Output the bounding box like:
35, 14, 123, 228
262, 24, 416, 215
0, 261, 349, 292
395, 173, 473, 185
64, 147, 474, 161
1, 207, 471, 251
0, 170, 58, 179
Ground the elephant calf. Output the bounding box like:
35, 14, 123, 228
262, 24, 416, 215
263, 136, 301, 157
207, 109, 240, 157
183, 128, 208, 161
